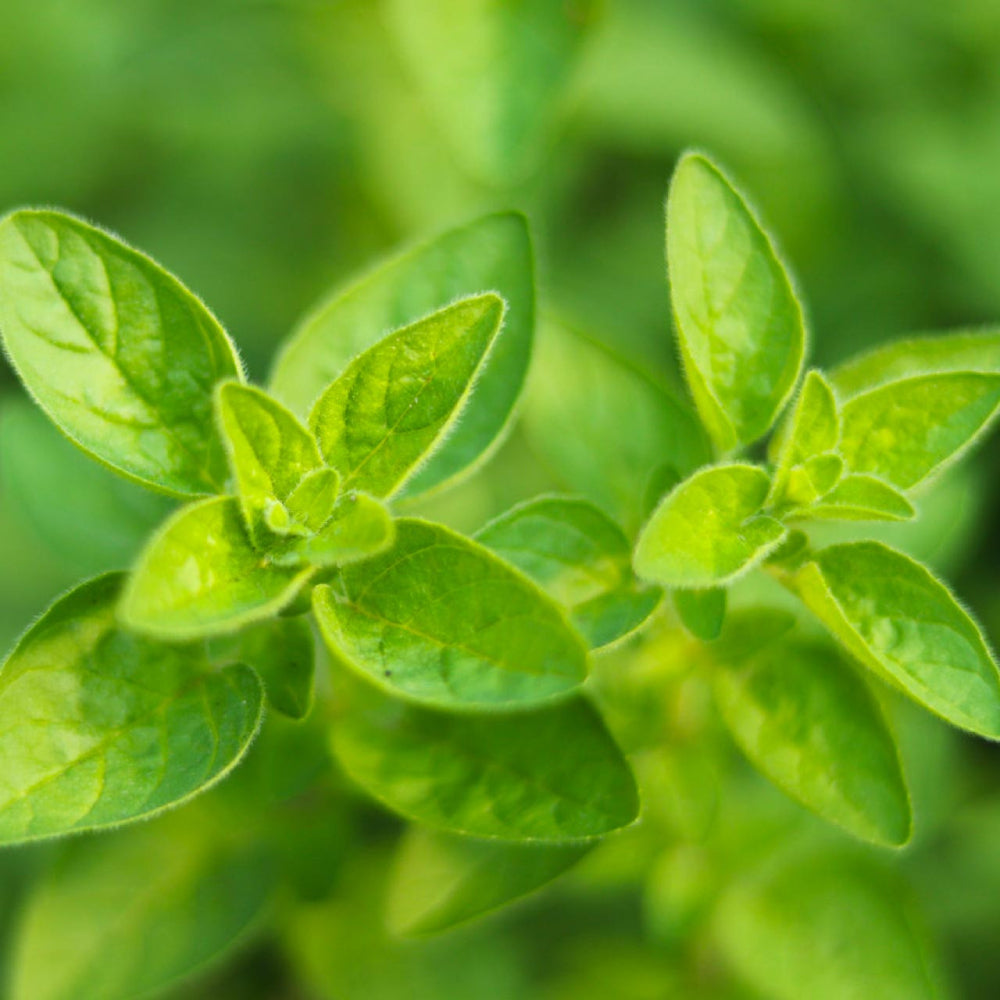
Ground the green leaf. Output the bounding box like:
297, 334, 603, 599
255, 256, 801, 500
839, 372, 1000, 490
330, 671, 638, 841
383, 0, 596, 184
0, 398, 174, 575
634, 464, 786, 588
797, 475, 916, 523
387, 828, 591, 937
215, 382, 323, 543
673, 588, 726, 641
270, 212, 534, 499
768, 370, 840, 506
120, 496, 313, 640
293, 491, 394, 570
285, 467, 341, 533
212, 618, 315, 721
0, 574, 263, 845
310, 294, 504, 498
475, 496, 661, 649
831, 327, 1000, 398
667, 153, 806, 449
711, 611, 911, 846
788, 541, 1000, 738
0, 210, 242, 496
8, 811, 274, 1000
521, 319, 710, 531
717, 850, 949, 1000
313, 518, 587, 709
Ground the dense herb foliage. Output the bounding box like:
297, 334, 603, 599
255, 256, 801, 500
2, 144, 1000, 999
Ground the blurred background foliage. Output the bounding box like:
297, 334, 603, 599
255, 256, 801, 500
3, 0, 1000, 997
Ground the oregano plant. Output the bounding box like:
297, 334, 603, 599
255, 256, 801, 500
0, 150, 998, 997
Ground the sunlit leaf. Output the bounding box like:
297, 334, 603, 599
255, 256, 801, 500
0, 574, 263, 845
798, 475, 915, 523
294, 492, 395, 569
0, 210, 242, 495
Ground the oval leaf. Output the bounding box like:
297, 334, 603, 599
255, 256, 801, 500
711, 610, 911, 846
215, 382, 323, 542
313, 518, 587, 709
387, 828, 591, 937
831, 327, 1000, 398
839, 372, 1000, 490
310, 294, 504, 498
120, 496, 313, 640
791, 541, 1000, 738
799, 474, 915, 523
294, 492, 395, 569
522, 319, 710, 532
717, 850, 948, 1000
634, 464, 786, 588
0, 574, 263, 845
330, 673, 638, 841
476, 496, 661, 649
9, 812, 274, 1000
667, 153, 806, 449
270, 212, 534, 498
0, 210, 242, 495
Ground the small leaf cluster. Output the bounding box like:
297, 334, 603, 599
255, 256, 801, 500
0, 147, 999, 995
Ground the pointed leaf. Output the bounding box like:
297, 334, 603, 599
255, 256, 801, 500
717, 851, 949, 1000
387, 828, 591, 937
476, 496, 661, 649
285, 467, 341, 533
0, 574, 263, 845
8, 812, 275, 1000
270, 212, 534, 498
789, 541, 1000, 738
667, 153, 806, 449
634, 464, 786, 588
330, 672, 639, 841
799, 475, 915, 523
213, 618, 315, 721
831, 327, 1000, 398
711, 610, 911, 846
839, 372, 1000, 490
215, 382, 322, 542
522, 320, 710, 531
120, 496, 313, 640
310, 294, 504, 498
674, 587, 726, 641
0, 210, 242, 495
314, 519, 587, 709
780, 452, 844, 508
294, 492, 395, 569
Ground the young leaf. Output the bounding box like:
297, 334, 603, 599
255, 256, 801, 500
215, 382, 323, 542
212, 618, 315, 721
768, 370, 840, 505
839, 372, 1000, 490
831, 327, 1000, 398
634, 464, 786, 588
285, 467, 341, 533
475, 496, 661, 649
310, 294, 505, 498
797, 475, 916, 523
270, 212, 533, 498
667, 153, 806, 449
522, 320, 711, 531
711, 611, 911, 846
717, 851, 948, 1000
120, 496, 313, 640
330, 671, 639, 841
294, 491, 395, 569
8, 812, 274, 1000
789, 541, 1000, 738
0, 210, 242, 496
387, 828, 591, 937
674, 587, 726, 641
313, 518, 587, 709
0, 574, 263, 845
